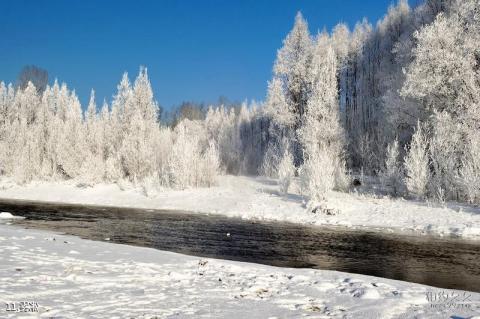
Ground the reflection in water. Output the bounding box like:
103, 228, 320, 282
0, 198, 479, 292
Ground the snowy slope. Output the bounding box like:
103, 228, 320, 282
0, 175, 479, 239
0, 223, 479, 318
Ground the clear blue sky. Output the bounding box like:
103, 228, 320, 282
1, 0, 399, 110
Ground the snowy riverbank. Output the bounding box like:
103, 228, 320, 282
0, 222, 479, 318
0, 175, 479, 239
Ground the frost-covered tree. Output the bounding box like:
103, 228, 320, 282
340, 0, 447, 173
0, 82, 8, 155
273, 12, 313, 125
299, 33, 341, 155
119, 68, 159, 182
205, 106, 242, 174
401, 0, 480, 128
404, 122, 430, 199
113, 72, 134, 123
36, 82, 58, 178
428, 111, 463, 201
277, 146, 295, 194
298, 33, 348, 201
2, 0, 479, 206
15, 81, 40, 125
331, 23, 351, 65
401, 0, 480, 202
342, 19, 372, 169
56, 89, 86, 178
120, 110, 155, 182
459, 136, 480, 204
262, 77, 293, 177
201, 140, 221, 187
0, 83, 15, 128
264, 78, 295, 131
9, 82, 43, 183
382, 139, 403, 196
85, 90, 97, 125
266, 12, 314, 165
132, 67, 158, 123
299, 146, 336, 202
166, 124, 201, 189
401, 11, 480, 119
85, 90, 102, 158
0, 66, 223, 190
80, 90, 106, 183
261, 139, 283, 178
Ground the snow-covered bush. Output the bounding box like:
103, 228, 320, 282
166, 125, 201, 189
277, 147, 295, 194
79, 153, 105, 185
201, 140, 221, 187
404, 122, 430, 199
299, 147, 335, 202
381, 139, 403, 196
151, 127, 173, 186
140, 174, 162, 197
164, 123, 220, 189
459, 136, 480, 204
104, 155, 123, 182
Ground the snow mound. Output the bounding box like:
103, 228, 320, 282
0, 212, 24, 219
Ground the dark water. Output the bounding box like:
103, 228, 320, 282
0, 198, 479, 292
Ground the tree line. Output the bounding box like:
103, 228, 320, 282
263, 0, 479, 204
0, 0, 478, 205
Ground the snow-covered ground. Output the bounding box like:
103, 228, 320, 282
0, 221, 478, 318
0, 175, 479, 240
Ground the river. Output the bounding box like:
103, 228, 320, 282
0, 198, 479, 292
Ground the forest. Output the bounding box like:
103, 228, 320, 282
0, 0, 478, 205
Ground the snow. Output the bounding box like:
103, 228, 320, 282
0, 223, 478, 318
0, 212, 24, 219
0, 175, 479, 240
